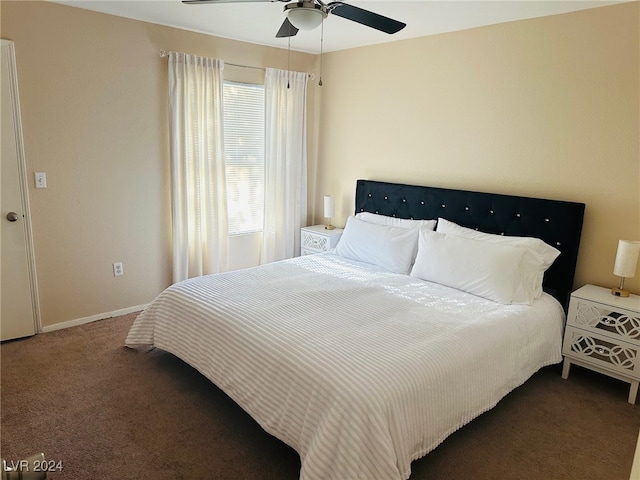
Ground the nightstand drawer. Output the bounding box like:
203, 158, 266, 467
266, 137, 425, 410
562, 326, 639, 380
567, 297, 640, 344
302, 230, 331, 253
300, 225, 343, 256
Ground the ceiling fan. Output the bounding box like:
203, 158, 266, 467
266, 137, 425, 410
182, 0, 406, 38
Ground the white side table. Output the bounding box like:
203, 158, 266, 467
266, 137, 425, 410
561, 284, 640, 404
300, 225, 343, 256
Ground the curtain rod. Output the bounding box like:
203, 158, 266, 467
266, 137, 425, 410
159, 50, 315, 79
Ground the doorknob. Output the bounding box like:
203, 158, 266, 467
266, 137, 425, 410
6, 212, 19, 222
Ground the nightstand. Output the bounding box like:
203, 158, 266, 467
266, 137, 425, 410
300, 225, 343, 256
561, 284, 640, 404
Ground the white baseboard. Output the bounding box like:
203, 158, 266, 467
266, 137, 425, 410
41, 304, 148, 333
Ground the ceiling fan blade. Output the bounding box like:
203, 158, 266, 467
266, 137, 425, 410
328, 3, 406, 34
182, 0, 278, 4
275, 18, 299, 38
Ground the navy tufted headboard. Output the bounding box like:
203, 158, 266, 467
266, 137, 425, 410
355, 179, 586, 308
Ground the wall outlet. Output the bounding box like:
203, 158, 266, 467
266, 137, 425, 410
113, 262, 123, 277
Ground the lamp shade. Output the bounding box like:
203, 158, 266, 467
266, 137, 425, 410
613, 240, 640, 278
286, 4, 326, 30
323, 195, 335, 219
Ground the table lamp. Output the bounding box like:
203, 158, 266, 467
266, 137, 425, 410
323, 195, 335, 230
611, 239, 640, 297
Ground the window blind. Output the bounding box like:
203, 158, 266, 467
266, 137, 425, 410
223, 81, 265, 235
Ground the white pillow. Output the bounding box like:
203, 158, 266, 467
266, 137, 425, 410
335, 216, 419, 274
356, 212, 436, 231
410, 229, 543, 305
436, 218, 560, 299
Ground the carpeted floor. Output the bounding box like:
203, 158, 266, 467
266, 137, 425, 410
1, 313, 638, 479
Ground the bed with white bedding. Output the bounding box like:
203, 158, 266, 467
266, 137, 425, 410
126, 180, 586, 480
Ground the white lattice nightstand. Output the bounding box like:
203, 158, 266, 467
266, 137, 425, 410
561, 284, 640, 404
300, 225, 343, 256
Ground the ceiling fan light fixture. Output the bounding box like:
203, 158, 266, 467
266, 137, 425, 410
285, 2, 327, 31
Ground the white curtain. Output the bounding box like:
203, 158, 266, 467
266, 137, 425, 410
261, 68, 309, 264
168, 52, 228, 283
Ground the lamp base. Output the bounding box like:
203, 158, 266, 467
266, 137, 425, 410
611, 287, 630, 297
325, 224, 335, 230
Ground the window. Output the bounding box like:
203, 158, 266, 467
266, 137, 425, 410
223, 81, 265, 235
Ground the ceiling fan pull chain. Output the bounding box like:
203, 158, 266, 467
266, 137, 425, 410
318, 16, 324, 86
287, 35, 291, 88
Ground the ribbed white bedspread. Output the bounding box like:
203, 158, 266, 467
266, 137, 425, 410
126, 253, 564, 480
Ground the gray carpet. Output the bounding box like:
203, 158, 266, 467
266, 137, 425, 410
1, 313, 638, 479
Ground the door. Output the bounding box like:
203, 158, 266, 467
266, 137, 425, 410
1, 39, 39, 340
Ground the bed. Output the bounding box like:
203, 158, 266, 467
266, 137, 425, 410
126, 179, 585, 480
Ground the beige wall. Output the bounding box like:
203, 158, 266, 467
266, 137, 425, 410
2, 1, 638, 329
314, 2, 640, 294
1, 1, 317, 328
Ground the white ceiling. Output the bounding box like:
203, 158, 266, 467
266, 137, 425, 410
51, 0, 629, 54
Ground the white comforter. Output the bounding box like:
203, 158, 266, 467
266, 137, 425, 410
126, 253, 565, 480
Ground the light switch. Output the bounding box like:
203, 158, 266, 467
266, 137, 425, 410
35, 172, 47, 188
